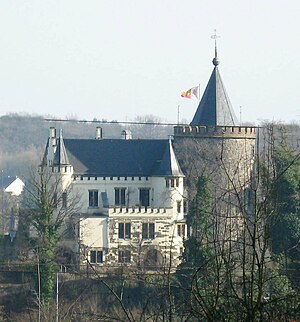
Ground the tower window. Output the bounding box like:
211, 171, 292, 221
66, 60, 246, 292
177, 201, 181, 213
183, 200, 188, 214
177, 224, 186, 238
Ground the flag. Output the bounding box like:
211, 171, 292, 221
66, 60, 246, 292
181, 86, 199, 99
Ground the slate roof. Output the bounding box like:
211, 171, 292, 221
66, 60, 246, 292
0, 176, 18, 189
53, 133, 70, 166
62, 138, 184, 177
191, 60, 238, 126
152, 139, 184, 177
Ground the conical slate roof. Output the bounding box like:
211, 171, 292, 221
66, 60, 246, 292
41, 138, 49, 166
53, 131, 70, 166
152, 139, 184, 177
191, 58, 238, 126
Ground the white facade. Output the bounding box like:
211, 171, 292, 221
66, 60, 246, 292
76, 175, 186, 269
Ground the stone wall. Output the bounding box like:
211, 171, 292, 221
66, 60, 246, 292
174, 125, 257, 241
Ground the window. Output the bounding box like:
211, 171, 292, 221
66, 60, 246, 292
101, 192, 109, 208
139, 188, 150, 207
118, 250, 131, 263
177, 201, 181, 213
64, 218, 76, 239
90, 250, 103, 264
115, 188, 126, 206
167, 178, 179, 188
62, 192, 67, 208
177, 224, 186, 238
119, 222, 131, 239
89, 190, 98, 207
53, 192, 58, 206
142, 223, 155, 239
183, 200, 188, 214
166, 179, 169, 188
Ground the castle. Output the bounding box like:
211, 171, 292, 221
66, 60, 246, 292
40, 46, 257, 271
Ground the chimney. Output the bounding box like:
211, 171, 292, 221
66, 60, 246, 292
121, 130, 132, 140
50, 127, 56, 146
95, 127, 103, 140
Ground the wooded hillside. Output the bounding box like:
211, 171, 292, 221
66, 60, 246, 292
0, 113, 173, 180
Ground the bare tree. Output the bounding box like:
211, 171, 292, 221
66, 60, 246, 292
178, 124, 300, 321
24, 166, 80, 302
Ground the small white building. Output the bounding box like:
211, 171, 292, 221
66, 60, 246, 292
0, 176, 24, 239
42, 127, 187, 271
3, 177, 24, 197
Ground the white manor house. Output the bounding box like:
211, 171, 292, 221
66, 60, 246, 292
42, 127, 187, 270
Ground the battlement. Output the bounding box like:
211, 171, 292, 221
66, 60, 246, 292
174, 125, 257, 139
108, 206, 170, 215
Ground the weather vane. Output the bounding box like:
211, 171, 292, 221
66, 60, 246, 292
211, 29, 220, 66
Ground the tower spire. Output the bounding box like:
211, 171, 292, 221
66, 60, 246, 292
211, 29, 220, 66
189, 30, 238, 126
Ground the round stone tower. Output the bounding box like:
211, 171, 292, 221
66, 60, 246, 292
173, 48, 257, 224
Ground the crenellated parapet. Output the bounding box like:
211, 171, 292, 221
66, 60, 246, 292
174, 125, 257, 139
108, 206, 170, 215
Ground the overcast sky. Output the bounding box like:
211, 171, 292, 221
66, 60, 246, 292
0, 0, 299, 125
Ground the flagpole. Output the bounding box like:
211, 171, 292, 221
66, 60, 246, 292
177, 105, 180, 125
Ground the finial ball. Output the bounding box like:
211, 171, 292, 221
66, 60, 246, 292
212, 57, 219, 66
